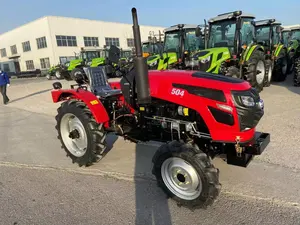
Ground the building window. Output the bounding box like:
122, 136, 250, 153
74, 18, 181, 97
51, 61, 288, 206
40, 57, 50, 69
105, 37, 120, 47
127, 38, 134, 47
0, 48, 6, 57
22, 41, 31, 52
3, 64, 10, 72
56, 35, 77, 47
83, 37, 99, 47
10, 45, 17, 55
36, 36, 47, 49
25, 60, 35, 70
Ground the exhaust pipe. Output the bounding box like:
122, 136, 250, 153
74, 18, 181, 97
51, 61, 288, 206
131, 7, 151, 105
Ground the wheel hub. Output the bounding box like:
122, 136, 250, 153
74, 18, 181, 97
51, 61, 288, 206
60, 113, 88, 157
69, 129, 80, 139
256, 60, 265, 85
161, 157, 202, 200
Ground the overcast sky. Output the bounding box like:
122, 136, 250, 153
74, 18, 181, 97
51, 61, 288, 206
0, 0, 299, 34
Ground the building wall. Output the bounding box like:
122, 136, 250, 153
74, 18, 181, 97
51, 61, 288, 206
47, 16, 165, 65
0, 17, 55, 72
0, 16, 165, 72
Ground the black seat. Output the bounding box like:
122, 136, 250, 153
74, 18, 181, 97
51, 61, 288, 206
83, 66, 122, 98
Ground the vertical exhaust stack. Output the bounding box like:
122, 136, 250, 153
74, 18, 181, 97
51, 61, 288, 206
131, 7, 151, 105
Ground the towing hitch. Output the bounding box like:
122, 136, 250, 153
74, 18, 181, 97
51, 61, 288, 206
226, 132, 270, 167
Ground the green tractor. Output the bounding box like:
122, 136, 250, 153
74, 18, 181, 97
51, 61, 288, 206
46, 64, 64, 80
66, 48, 110, 80
254, 19, 288, 85
142, 40, 164, 58
196, 11, 267, 92
286, 25, 300, 73
147, 24, 206, 70
142, 31, 164, 58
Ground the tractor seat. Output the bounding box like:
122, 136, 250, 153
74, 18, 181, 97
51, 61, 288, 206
83, 66, 122, 98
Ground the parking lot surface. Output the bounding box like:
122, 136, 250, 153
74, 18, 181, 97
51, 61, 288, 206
1, 75, 300, 224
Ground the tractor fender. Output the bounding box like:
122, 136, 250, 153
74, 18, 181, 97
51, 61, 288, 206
274, 44, 285, 58
51, 89, 110, 125
244, 45, 264, 62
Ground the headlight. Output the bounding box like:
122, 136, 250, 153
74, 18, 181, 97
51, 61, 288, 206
65, 63, 70, 67
200, 55, 211, 63
149, 60, 158, 67
87, 61, 92, 66
240, 96, 255, 107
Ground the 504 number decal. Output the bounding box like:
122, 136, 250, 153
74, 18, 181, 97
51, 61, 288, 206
171, 88, 185, 97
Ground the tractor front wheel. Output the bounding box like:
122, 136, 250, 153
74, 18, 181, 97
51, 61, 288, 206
55, 99, 107, 167
245, 50, 266, 93
152, 141, 221, 209
272, 56, 288, 82
294, 58, 300, 86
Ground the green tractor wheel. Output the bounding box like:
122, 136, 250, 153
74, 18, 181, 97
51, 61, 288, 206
272, 56, 288, 82
264, 59, 273, 87
244, 51, 266, 93
70, 68, 84, 81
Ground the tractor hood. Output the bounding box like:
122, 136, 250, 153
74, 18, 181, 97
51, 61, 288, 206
147, 52, 178, 70
148, 70, 251, 94
195, 48, 231, 73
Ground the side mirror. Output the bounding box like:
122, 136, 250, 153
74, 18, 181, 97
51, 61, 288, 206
195, 26, 202, 37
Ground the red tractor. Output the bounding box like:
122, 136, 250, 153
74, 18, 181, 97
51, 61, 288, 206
50, 8, 270, 209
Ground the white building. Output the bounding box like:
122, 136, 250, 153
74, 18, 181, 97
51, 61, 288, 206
0, 16, 165, 73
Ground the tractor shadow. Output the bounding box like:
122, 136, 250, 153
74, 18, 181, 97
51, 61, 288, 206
8, 88, 52, 103
134, 142, 173, 225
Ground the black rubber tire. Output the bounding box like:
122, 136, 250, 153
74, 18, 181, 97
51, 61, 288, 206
264, 59, 272, 87
152, 140, 221, 209
272, 52, 288, 82
244, 50, 266, 93
287, 55, 295, 74
293, 58, 300, 86
225, 66, 240, 78
55, 99, 107, 167
70, 68, 84, 81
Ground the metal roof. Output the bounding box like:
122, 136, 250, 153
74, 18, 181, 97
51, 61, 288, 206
255, 19, 281, 26
164, 24, 199, 32
208, 11, 255, 23
290, 24, 300, 30
282, 27, 291, 32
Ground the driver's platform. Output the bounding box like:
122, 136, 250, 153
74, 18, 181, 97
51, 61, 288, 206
83, 66, 122, 98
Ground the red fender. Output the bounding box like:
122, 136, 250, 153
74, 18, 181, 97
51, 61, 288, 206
51, 89, 110, 126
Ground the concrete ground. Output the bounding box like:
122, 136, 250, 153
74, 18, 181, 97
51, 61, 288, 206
1, 75, 300, 224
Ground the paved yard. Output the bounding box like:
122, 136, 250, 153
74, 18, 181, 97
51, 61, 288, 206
1, 74, 300, 224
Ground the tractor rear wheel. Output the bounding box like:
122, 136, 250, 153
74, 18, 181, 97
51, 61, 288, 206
55, 99, 107, 167
70, 68, 84, 81
152, 140, 221, 209
244, 50, 266, 93
264, 59, 273, 87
